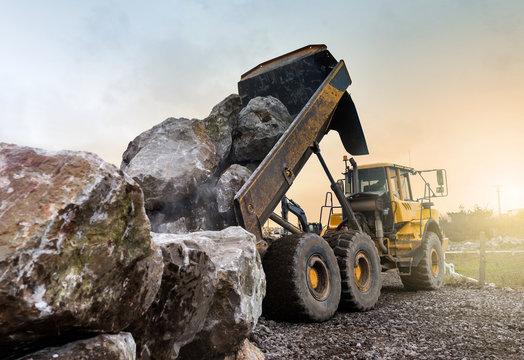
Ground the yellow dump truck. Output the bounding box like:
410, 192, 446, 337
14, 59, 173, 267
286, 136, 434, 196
322, 161, 448, 290
233, 45, 448, 322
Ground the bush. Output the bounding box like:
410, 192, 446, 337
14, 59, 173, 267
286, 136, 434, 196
442, 205, 493, 242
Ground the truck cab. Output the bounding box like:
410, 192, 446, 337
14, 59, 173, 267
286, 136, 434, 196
326, 162, 448, 273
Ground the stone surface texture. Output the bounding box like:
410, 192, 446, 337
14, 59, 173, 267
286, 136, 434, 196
232, 96, 293, 163
223, 339, 265, 360
147, 164, 251, 235
178, 227, 265, 360
121, 95, 290, 235
127, 227, 265, 360
216, 164, 252, 214
121, 117, 220, 209
18, 332, 136, 360
147, 177, 222, 235
127, 232, 215, 360
203, 94, 242, 163
0, 143, 163, 352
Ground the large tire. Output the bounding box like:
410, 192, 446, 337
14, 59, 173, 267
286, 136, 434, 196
262, 233, 341, 322
325, 231, 382, 311
400, 231, 445, 290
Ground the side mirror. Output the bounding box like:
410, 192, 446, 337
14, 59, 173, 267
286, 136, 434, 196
437, 170, 444, 186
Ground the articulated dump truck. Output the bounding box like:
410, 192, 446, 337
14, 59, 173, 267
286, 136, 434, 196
233, 45, 448, 322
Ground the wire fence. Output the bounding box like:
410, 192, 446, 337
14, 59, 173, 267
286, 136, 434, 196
446, 250, 524, 254
445, 231, 524, 287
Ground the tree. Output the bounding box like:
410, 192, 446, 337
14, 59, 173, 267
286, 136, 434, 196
442, 205, 493, 242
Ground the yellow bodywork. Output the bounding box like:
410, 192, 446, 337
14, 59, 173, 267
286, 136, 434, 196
326, 163, 448, 260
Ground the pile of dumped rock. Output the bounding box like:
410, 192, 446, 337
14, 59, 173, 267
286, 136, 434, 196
122, 94, 293, 234
0, 94, 292, 359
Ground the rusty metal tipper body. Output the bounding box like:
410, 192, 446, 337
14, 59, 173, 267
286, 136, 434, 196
234, 45, 368, 251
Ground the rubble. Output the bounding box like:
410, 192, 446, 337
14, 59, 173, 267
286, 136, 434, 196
251, 273, 524, 359
223, 339, 265, 360
216, 164, 252, 223
0, 92, 289, 359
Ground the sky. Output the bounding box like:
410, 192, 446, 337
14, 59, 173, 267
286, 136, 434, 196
1, 0, 523, 220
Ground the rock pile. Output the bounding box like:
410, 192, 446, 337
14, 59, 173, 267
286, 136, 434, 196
2, 93, 282, 359
0, 142, 266, 360
121, 94, 293, 234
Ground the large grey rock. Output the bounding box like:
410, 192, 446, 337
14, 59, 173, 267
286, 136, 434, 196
128, 228, 265, 360
204, 94, 242, 162
147, 178, 222, 234
216, 164, 252, 226
18, 333, 136, 360
232, 96, 293, 163
0, 143, 163, 352
148, 164, 251, 234
121, 118, 220, 209
216, 165, 252, 214
127, 232, 215, 360
178, 227, 266, 360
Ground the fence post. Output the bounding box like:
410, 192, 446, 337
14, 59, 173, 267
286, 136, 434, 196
479, 231, 486, 285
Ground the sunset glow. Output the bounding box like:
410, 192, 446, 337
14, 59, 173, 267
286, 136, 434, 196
1, 1, 523, 218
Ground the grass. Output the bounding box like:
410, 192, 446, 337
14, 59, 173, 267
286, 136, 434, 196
445, 251, 524, 288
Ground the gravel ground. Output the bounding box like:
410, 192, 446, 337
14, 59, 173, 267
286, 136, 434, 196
250, 273, 524, 359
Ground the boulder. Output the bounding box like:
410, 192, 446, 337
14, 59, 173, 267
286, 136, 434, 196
147, 178, 222, 235
128, 228, 265, 360
127, 232, 215, 360
178, 227, 266, 360
216, 164, 252, 226
121, 118, 220, 209
17, 333, 136, 360
148, 164, 251, 234
203, 94, 242, 162
0, 143, 163, 353
232, 96, 293, 163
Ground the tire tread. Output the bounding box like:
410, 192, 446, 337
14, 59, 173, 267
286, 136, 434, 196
324, 231, 382, 311
400, 232, 444, 290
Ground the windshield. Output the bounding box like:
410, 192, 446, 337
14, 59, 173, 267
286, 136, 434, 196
347, 167, 388, 194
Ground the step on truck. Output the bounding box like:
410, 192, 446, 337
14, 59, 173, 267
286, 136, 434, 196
233, 45, 448, 322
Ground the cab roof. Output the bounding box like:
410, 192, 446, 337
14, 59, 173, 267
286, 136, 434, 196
356, 162, 415, 172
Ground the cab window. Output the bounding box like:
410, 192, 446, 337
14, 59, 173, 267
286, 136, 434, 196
387, 167, 401, 198
400, 170, 413, 201
347, 167, 388, 193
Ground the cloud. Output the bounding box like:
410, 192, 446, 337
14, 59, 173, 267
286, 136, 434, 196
1, 0, 523, 212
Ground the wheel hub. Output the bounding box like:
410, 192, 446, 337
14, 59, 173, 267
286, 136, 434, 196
430, 248, 440, 278
354, 251, 371, 291
306, 254, 330, 301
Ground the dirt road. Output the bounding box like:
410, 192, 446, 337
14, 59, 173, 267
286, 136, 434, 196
250, 273, 524, 359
